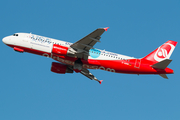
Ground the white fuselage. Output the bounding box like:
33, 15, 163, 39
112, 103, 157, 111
2, 33, 134, 61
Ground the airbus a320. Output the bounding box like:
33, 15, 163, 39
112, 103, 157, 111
2, 27, 178, 84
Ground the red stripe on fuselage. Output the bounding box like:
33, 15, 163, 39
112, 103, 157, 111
7, 44, 173, 75
94, 59, 173, 74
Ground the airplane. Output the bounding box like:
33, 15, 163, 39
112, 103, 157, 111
2, 27, 178, 84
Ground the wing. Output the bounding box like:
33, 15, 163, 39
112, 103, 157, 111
80, 68, 103, 84
70, 27, 109, 60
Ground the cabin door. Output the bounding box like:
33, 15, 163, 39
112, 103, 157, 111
134, 59, 141, 68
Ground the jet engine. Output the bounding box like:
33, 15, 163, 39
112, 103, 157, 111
51, 62, 73, 74
52, 44, 69, 56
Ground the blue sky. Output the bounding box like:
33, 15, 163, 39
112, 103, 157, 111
0, 0, 180, 120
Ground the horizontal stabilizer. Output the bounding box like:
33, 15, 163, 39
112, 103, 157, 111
159, 74, 168, 79
151, 59, 172, 69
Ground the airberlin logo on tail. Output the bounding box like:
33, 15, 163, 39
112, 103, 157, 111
157, 47, 170, 58
154, 43, 175, 62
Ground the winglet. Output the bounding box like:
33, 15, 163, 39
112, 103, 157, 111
104, 27, 109, 31
99, 80, 103, 84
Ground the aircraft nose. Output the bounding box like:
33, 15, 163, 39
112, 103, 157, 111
2, 37, 6, 44
2, 37, 8, 44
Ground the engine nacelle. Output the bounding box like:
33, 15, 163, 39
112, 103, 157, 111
51, 62, 73, 74
52, 44, 69, 55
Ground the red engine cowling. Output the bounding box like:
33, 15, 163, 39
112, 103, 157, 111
52, 44, 69, 55
51, 62, 73, 74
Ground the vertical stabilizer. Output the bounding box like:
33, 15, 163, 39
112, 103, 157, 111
143, 40, 177, 63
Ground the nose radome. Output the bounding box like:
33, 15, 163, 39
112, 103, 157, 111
2, 37, 6, 44
2, 37, 9, 44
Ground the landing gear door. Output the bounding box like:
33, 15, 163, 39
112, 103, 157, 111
134, 59, 141, 68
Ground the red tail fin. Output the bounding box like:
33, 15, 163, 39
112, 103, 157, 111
143, 40, 177, 63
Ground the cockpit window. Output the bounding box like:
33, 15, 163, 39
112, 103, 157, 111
13, 34, 18, 36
